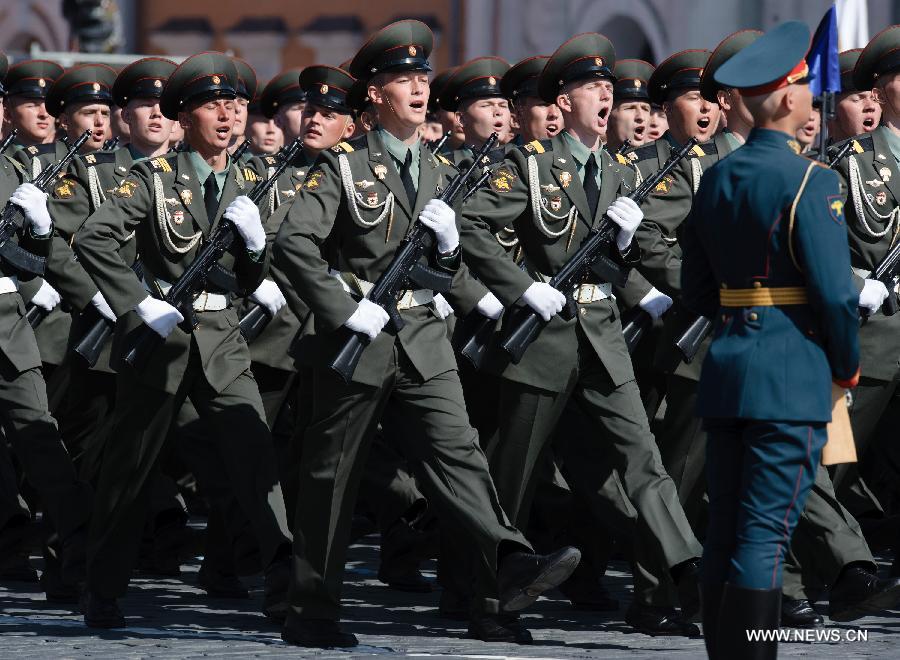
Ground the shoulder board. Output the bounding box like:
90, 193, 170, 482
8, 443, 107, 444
477, 146, 508, 166
800, 154, 829, 169
149, 156, 175, 172
331, 141, 355, 154
26, 143, 57, 157
852, 135, 873, 153
615, 153, 628, 165
347, 134, 368, 149
81, 151, 117, 166
263, 155, 279, 167
243, 166, 260, 182
695, 140, 717, 157
435, 153, 453, 166
625, 143, 658, 163
519, 139, 552, 155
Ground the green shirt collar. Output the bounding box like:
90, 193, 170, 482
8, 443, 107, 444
562, 131, 602, 184
376, 126, 419, 190
188, 149, 229, 198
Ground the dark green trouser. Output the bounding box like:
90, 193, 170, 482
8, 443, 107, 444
0, 352, 92, 546
783, 464, 875, 600
474, 343, 701, 613
286, 345, 528, 623
87, 343, 291, 598
833, 377, 897, 517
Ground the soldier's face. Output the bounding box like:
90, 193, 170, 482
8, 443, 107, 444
513, 97, 562, 141
300, 103, 353, 153
368, 71, 430, 132
647, 106, 667, 141
61, 102, 111, 152
557, 78, 613, 138
6, 96, 55, 144
123, 98, 173, 150
436, 108, 465, 148
247, 113, 283, 154
873, 71, 900, 120
275, 101, 305, 141
168, 122, 184, 147
180, 98, 235, 153
664, 89, 720, 143
833, 91, 880, 140
795, 108, 820, 147
232, 97, 249, 140
608, 100, 651, 146
456, 97, 510, 145
421, 120, 444, 142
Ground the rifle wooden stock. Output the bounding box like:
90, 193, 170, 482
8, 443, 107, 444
674, 314, 712, 363
621, 306, 653, 355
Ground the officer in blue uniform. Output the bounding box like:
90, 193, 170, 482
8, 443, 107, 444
680, 22, 861, 658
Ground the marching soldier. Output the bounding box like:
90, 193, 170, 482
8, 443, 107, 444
827, 49, 881, 144
607, 59, 654, 152
258, 68, 309, 207
0, 53, 93, 602
245, 97, 283, 155
272, 19, 580, 647
429, 67, 463, 152
229, 57, 257, 161
73, 52, 292, 628
459, 32, 703, 637
681, 21, 859, 655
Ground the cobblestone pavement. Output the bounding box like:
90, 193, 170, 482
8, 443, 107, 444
1, 537, 898, 658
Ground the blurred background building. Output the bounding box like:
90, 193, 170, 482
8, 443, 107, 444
0, 0, 898, 73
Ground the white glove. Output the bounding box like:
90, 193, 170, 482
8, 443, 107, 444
250, 279, 286, 316
638, 287, 673, 320
10, 183, 52, 236
606, 196, 643, 251
90, 291, 116, 322
31, 281, 60, 311
521, 282, 566, 322
135, 295, 183, 338
859, 279, 890, 315
344, 298, 389, 341
224, 195, 266, 253
432, 293, 454, 319
475, 291, 504, 320
418, 198, 459, 253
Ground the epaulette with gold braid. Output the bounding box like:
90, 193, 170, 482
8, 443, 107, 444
150, 156, 173, 172
520, 139, 551, 155
331, 141, 355, 153
243, 166, 259, 182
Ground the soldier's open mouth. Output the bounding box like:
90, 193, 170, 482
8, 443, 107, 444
410, 100, 425, 110
863, 117, 876, 128
546, 123, 559, 134
634, 125, 645, 138
697, 117, 710, 130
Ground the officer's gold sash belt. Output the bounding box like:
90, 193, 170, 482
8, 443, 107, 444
719, 286, 807, 307
328, 269, 434, 310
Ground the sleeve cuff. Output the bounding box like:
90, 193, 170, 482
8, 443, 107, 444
247, 246, 266, 263
833, 368, 860, 389
436, 246, 461, 272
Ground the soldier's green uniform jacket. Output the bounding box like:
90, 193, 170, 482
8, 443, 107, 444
459, 134, 641, 392
238, 149, 315, 369
272, 129, 469, 388
74, 150, 269, 394
627, 133, 737, 376
832, 127, 900, 382
0, 154, 54, 372
14, 141, 74, 365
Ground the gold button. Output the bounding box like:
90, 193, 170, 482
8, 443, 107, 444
753, 281, 762, 288
748, 312, 758, 321
720, 283, 728, 289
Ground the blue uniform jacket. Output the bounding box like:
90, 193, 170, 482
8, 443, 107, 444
681, 128, 860, 423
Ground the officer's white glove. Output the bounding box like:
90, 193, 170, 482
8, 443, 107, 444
31, 281, 60, 311
432, 293, 454, 319
475, 291, 504, 320
10, 183, 52, 236
418, 198, 459, 253
135, 295, 183, 338
250, 279, 286, 316
638, 287, 673, 320
224, 195, 266, 253
521, 282, 566, 322
859, 279, 890, 315
344, 298, 389, 341
90, 291, 116, 322
606, 196, 643, 252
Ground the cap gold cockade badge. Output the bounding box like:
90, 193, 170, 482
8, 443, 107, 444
320, 84, 329, 94
408, 46, 417, 56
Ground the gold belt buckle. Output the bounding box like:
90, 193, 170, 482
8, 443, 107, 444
576, 284, 594, 304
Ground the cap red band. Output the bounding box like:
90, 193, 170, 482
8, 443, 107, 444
741, 58, 809, 96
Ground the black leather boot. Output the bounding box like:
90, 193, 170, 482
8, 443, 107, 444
717, 583, 780, 659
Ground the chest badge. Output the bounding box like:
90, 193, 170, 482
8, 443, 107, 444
355, 179, 375, 189
373, 164, 388, 181
876, 190, 888, 206
549, 196, 562, 211
180, 189, 193, 205
366, 191, 379, 205
880, 166, 892, 182
559, 171, 572, 188
172, 210, 185, 225
541, 183, 560, 193
866, 178, 884, 187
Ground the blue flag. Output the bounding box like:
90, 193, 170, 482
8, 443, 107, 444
808, 5, 841, 95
